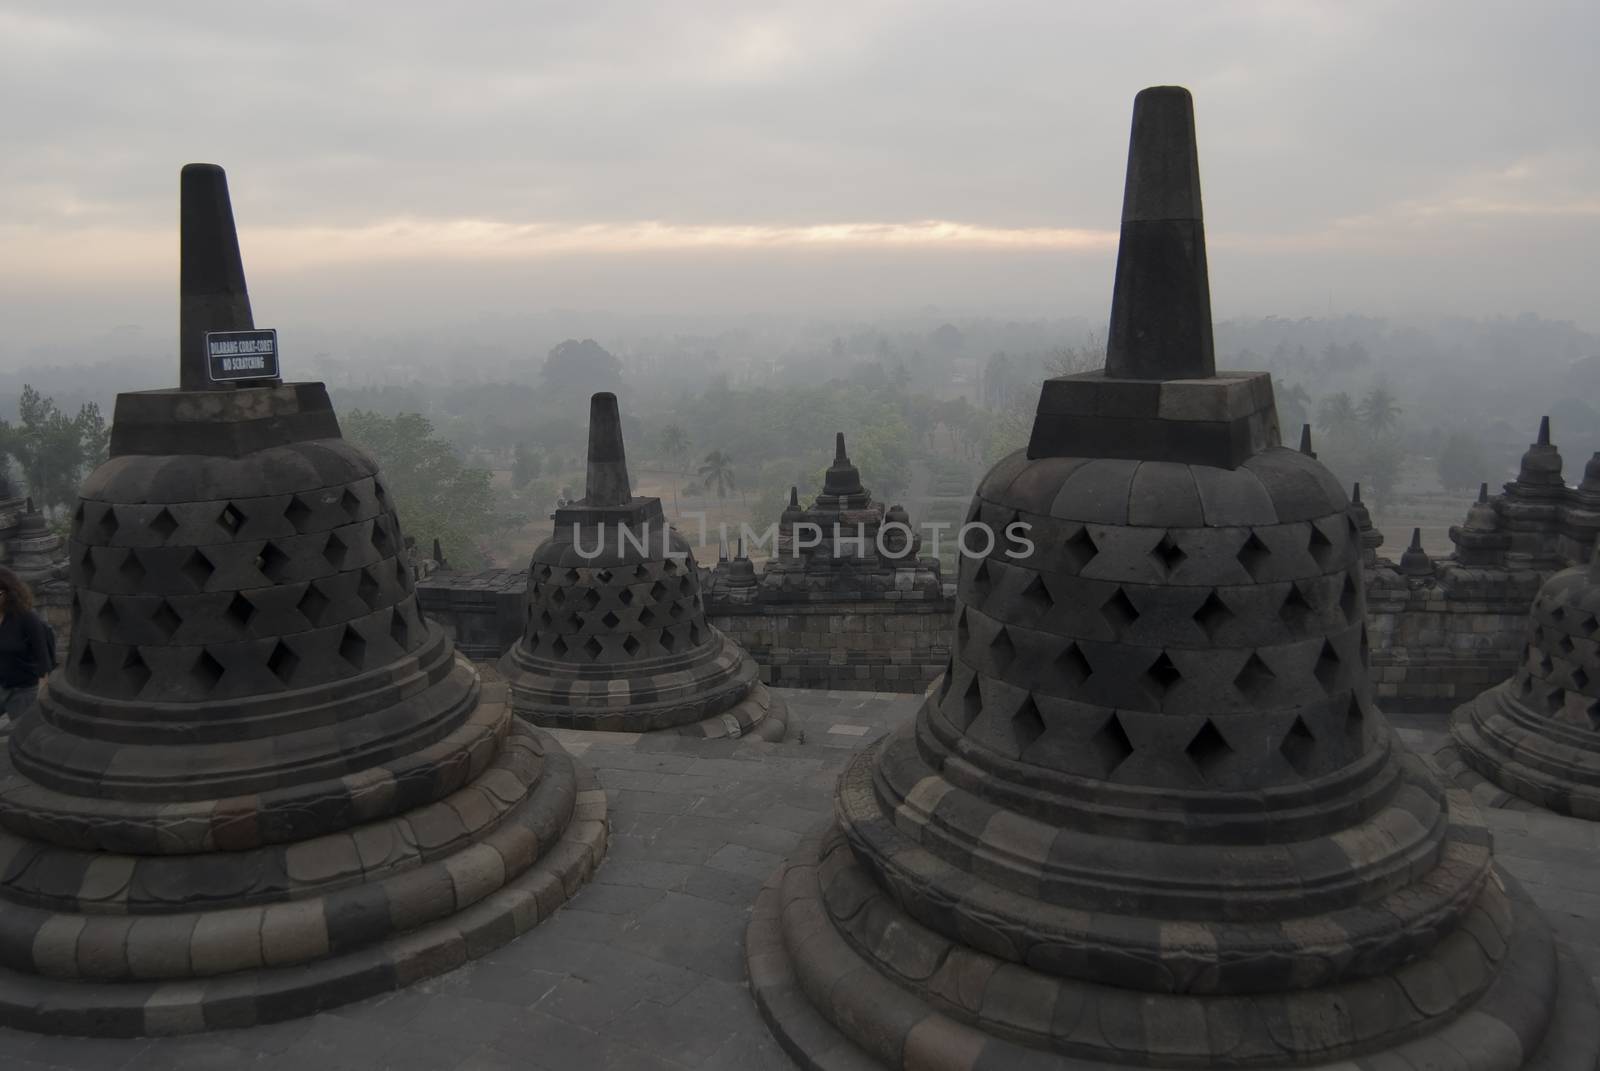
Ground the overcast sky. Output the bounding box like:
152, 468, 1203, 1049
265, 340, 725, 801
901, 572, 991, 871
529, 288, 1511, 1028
1, 0, 1595, 360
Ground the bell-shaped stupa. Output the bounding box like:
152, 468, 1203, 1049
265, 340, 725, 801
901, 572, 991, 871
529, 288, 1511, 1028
498, 393, 784, 739
745, 87, 1594, 1068
1449, 542, 1600, 818
0, 165, 605, 1036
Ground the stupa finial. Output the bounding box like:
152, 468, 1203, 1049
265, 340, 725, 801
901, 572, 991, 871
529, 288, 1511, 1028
179, 163, 255, 390
584, 392, 633, 507
1104, 86, 1215, 381
834, 432, 848, 464
1299, 424, 1316, 458
1538, 415, 1551, 446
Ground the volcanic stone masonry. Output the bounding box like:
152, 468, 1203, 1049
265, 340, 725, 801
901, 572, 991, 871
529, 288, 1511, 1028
496, 392, 785, 739
744, 85, 1598, 1069
0, 164, 605, 1036
1440, 540, 1600, 819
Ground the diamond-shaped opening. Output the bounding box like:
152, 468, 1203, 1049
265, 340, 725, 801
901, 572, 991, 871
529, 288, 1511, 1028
1101, 588, 1139, 631
538, 609, 554, 628
121, 648, 150, 695
284, 495, 314, 533
340, 488, 361, 519
1557, 635, 1575, 656
150, 599, 182, 639
1359, 624, 1371, 668
191, 649, 225, 691
1537, 652, 1555, 675
1185, 719, 1232, 780
1580, 613, 1599, 638
1193, 591, 1234, 640
1236, 532, 1271, 580
958, 676, 982, 729
217, 502, 246, 535
96, 597, 120, 631
633, 564, 650, 579
1020, 575, 1053, 618
622, 634, 641, 656
267, 640, 300, 684
638, 606, 657, 627
1551, 605, 1567, 623
225, 592, 255, 629
1011, 694, 1046, 752
1307, 524, 1334, 568
1144, 651, 1182, 697
1280, 716, 1317, 775
662, 558, 679, 576
75, 642, 97, 683
79, 546, 96, 585
257, 541, 291, 582
1056, 643, 1092, 687
118, 549, 147, 586
596, 569, 613, 584
1234, 653, 1276, 705
96, 505, 119, 541
583, 636, 604, 661
298, 582, 331, 625
669, 601, 684, 619
149, 507, 180, 541
394, 558, 412, 589
970, 559, 993, 603
371, 518, 392, 555
1279, 583, 1315, 632
389, 607, 410, 649
1346, 694, 1367, 749
601, 610, 621, 630
1064, 526, 1098, 571
73, 501, 85, 528
373, 479, 389, 507
566, 612, 584, 631
581, 589, 602, 610
338, 624, 368, 667
936, 658, 955, 703
1339, 574, 1359, 621
181, 549, 215, 591
660, 627, 678, 653
323, 533, 349, 570
1091, 713, 1136, 776
1151, 532, 1187, 576
1572, 667, 1590, 691
618, 588, 635, 606
956, 608, 971, 652
551, 588, 566, 607
356, 568, 381, 609
649, 581, 668, 602
688, 623, 702, 647
1532, 624, 1546, 645
1519, 670, 1535, 696
551, 636, 569, 657
1544, 687, 1566, 716
988, 626, 1016, 669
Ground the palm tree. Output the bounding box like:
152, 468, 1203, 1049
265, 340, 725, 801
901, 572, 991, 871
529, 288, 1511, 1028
658, 424, 690, 474
1315, 392, 1359, 441
699, 450, 737, 502
1358, 385, 1402, 436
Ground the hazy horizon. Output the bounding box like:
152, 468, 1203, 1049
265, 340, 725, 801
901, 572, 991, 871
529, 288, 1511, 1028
2, 0, 1597, 366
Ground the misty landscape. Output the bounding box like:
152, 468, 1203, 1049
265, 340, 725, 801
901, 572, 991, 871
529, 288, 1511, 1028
2, 3, 1600, 1070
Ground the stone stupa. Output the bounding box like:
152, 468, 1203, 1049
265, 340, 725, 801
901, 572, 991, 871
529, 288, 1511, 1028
1446, 541, 1600, 818
0, 164, 605, 1036
497, 393, 784, 740
745, 86, 1595, 1068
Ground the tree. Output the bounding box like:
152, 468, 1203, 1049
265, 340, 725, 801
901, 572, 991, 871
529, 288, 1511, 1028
511, 442, 541, 488
658, 424, 690, 473
1436, 432, 1488, 494
1358, 385, 1402, 436
698, 450, 737, 502
3, 386, 108, 515
540, 339, 623, 398
342, 410, 498, 569
1315, 392, 1359, 441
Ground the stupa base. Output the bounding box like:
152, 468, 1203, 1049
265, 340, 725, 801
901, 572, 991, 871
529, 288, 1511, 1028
746, 828, 1599, 1070
515, 682, 787, 741
0, 731, 607, 1038
1442, 685, 1600, 821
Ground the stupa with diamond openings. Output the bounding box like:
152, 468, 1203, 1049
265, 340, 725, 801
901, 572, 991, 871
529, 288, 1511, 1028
744, 86, 1596, 1069
497, 392, 785, 740
0, 164, 605, 1036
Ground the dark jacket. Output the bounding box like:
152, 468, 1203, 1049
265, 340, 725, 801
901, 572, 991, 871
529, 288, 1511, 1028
0, 610, 49, 688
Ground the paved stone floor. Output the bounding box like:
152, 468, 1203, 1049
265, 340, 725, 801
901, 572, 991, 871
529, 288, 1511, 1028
2, 694, 1599, 1070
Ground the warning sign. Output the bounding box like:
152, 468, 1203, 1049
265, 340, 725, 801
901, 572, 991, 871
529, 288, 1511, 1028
205, 329, 280, 382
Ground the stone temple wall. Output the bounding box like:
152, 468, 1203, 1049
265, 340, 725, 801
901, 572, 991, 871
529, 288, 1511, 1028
1366, 562, 1548, 711
417, 567, 955, 693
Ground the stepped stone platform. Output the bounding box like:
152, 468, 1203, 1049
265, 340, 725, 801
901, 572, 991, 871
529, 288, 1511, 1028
0, 697, 1596, 1070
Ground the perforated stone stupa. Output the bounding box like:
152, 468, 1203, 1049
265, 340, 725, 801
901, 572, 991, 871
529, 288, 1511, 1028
0, 165, 605, 1036
745, 86, 1596, 1069
497, 393, 784, 740
1445, 542, 1600, 818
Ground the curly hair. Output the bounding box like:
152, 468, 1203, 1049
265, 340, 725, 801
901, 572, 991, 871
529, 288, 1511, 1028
0, 566, 35, 613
